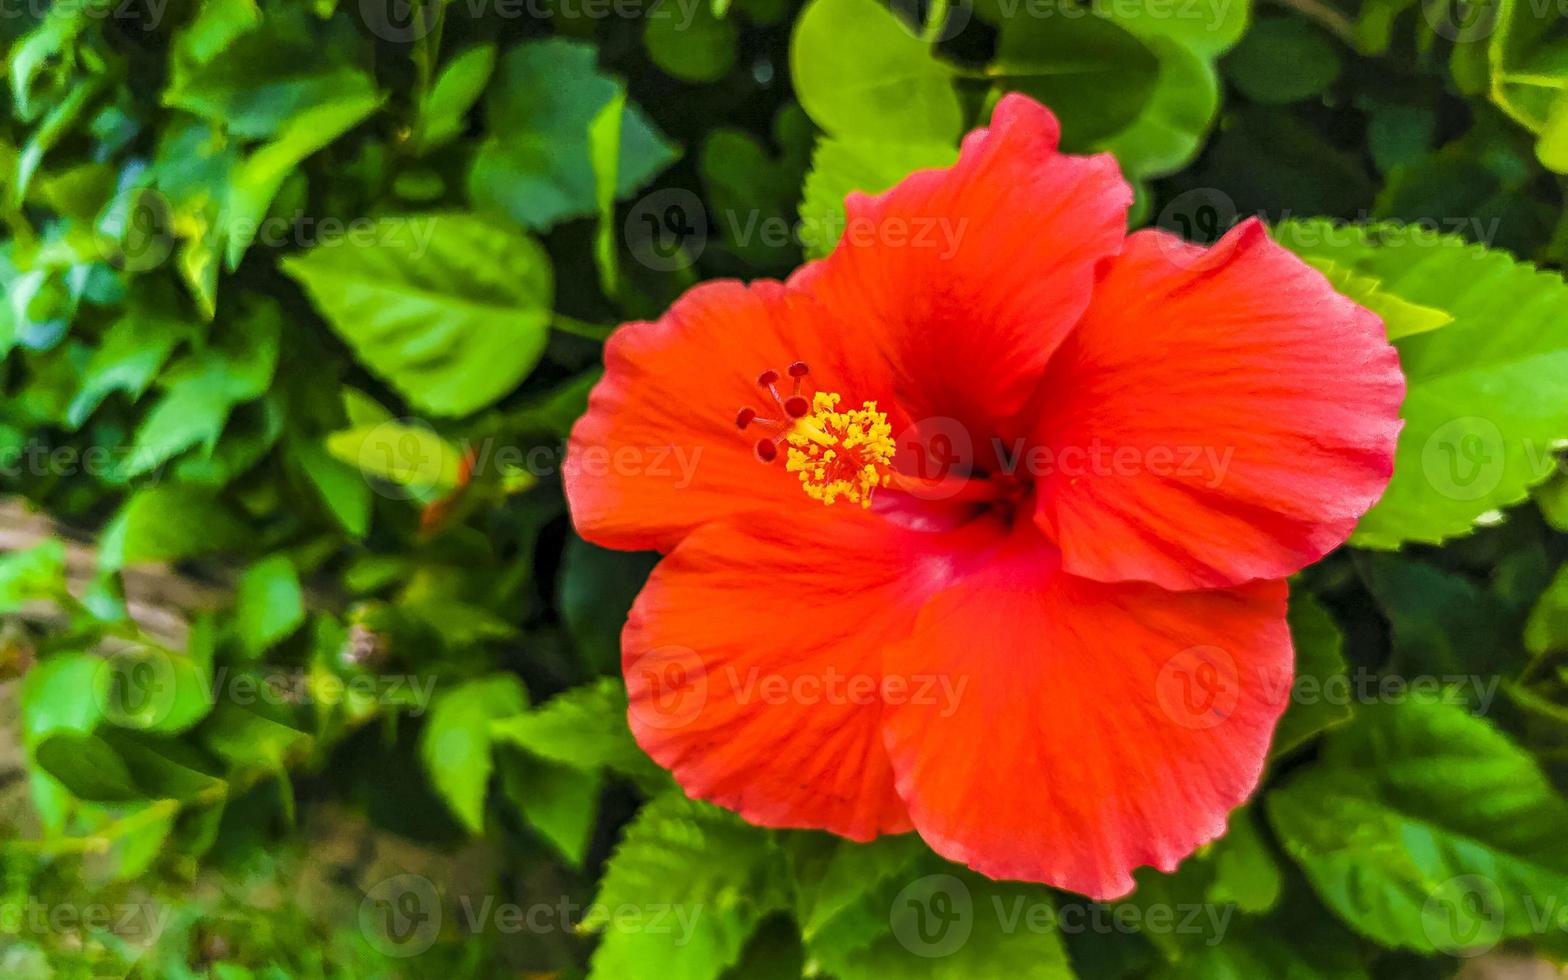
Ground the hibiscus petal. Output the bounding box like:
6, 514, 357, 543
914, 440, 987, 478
1032, 219, 1405, 591
881, 524, 1291, 900
622, 505, 995, 840
566, 279, 897, 552
791, 94, 1132, 445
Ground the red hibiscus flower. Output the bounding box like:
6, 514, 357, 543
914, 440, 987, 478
564, 94, 1404, 899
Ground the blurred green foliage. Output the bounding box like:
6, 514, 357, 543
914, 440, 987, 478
4, 0, 1568, 976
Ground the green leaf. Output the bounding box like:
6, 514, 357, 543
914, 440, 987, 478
99, 727, 225, 802
589, 91, 625, 301
199, 697, 311, 772
325, 421, 464, 501
8, 1, 104, 120
798, 136, 958, 259
1206, 806, 1283, 914
1525, 561, 1568, 661
0, 539, 66, 612
490, 676, 666, 789
586, 792, 790, 980
94, 646, 214, 734
169, 0, 260, 70
811, 854, 1075, 979
790, 0, 962, 142
65, 310, 191, 429
646, 0, 738, 83
1267, 699, 1568, 952
21, 651, 104, 742
990, 10, 1160, 147
1304, 256, 1453, 340
1149, 885, 1369, 979
33, 731, 143, 802
1487, 0, 1568, 172
111, 484, 251, 566
413, 43, 496, 154
283, 213, 554, 417
786, 834, 926, 949
468, 39, 679, 230
125, 302, 280, 477
1095, 32, 1217, 181
289, 437, 372, 536
1223, 16, 1341, 105
234, 555, 306, 657
223, 90, 385, 268
1359, 552, 1519, 680
164, 6, 376, 140
498, 751, 602, 866
1276, 219, 1568, 548
1271, 593, 1352, 759
418, 674, 528, 833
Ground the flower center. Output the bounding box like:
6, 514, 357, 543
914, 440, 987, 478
735, 362, 896, 509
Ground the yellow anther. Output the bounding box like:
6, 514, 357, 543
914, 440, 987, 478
783, 392, 896, 508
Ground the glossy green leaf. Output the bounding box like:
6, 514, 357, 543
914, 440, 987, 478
468, 39, 679, 230
586, 792, 790, 980
791, 0, 962, 142
1277, 219, 1568, 548
419, 674, 529, 833
1268, 699, 1568, 952
283, 213, 554, 417
234, 555, 305, 657
991, 10, 1160, 146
